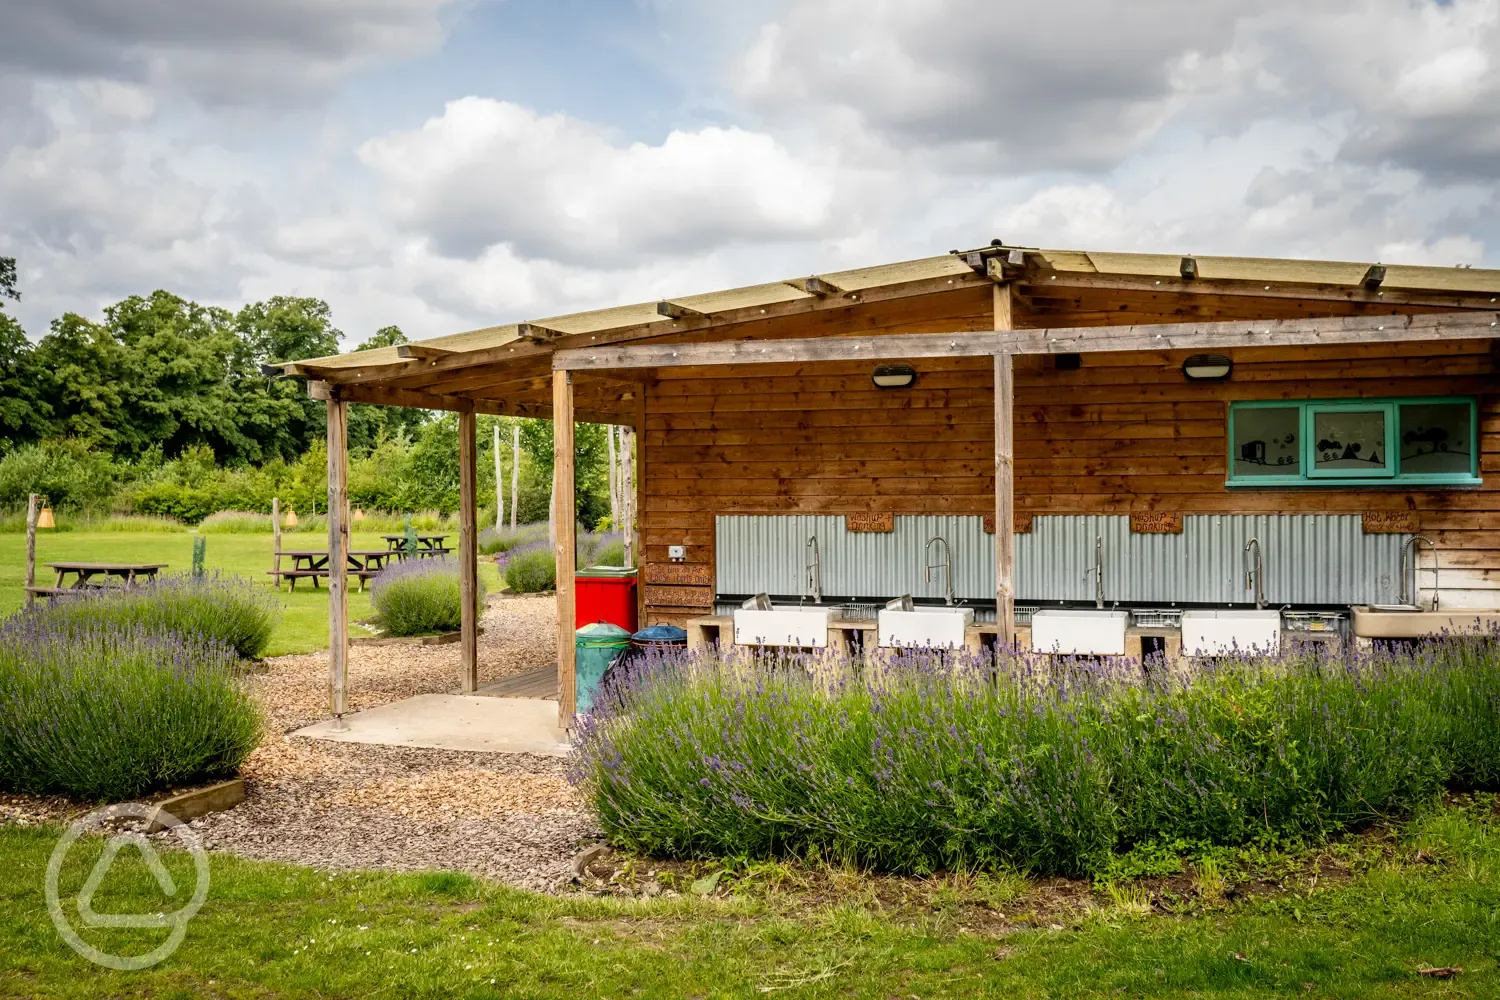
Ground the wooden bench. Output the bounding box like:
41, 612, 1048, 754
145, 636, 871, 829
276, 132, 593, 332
266, 569, 382, 592
24, 585, 80, 600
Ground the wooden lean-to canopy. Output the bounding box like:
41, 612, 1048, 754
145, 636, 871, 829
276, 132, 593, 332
278, 245, 1500, 413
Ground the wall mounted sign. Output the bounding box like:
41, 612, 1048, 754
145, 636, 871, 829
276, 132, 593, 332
644, 563, 713, 586
642, 584, 713, 609
846, 512, 895, 533
1362, 511, 1420, 534
1130, 512, 1183, 534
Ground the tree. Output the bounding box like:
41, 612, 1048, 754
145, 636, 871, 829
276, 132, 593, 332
0, 259, 52, 453
0, 257, 18, 303
232, 296, 345, 463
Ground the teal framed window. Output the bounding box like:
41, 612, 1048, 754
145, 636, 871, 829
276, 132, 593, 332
1227, 397, 1479, 487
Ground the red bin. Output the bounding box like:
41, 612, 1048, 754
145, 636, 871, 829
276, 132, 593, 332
574, 567, 638, 632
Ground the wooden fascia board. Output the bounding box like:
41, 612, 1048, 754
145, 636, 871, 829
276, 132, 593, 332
302, 271, 991, 387
1020, 268, 1500, 311
554, 310, 1500, 370
307, 379, 624, 423
1002, 309, 1500, 354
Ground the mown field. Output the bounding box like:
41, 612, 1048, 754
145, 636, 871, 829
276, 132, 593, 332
0, 532, 503, 656
3, 799, 1499, 999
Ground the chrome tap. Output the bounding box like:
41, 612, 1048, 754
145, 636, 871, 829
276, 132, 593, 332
1400, 534, 1440, 611
1244, 537, 1265, 610
1083, 534, 1104, 609
804, 535, 822, 604
925, 535, 955, 606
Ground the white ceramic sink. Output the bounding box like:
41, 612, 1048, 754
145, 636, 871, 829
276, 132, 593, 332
877, 607, 974, 649
1030, 609, 1129, 655
733, 606, 832, 647
1180, 609, 1281, 656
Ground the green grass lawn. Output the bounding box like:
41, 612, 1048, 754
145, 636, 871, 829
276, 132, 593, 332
0, 531, 503, 657
2, 803, 1498, 999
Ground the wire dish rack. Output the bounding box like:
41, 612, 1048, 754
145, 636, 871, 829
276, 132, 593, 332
1283, 611, 1345, 632
1014, 605, 1039, 626
834, 603, 879, 622
1131, 608, 1183, 629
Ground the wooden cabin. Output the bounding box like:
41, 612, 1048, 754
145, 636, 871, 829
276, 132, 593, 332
283, 245, 1500, 723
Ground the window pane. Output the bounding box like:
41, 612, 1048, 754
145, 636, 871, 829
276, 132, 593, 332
1313, 408, 1387, 473
1233, 406, 1300, 477
1400, 402, 1472, 475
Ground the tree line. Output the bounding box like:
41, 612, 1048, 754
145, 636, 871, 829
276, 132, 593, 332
0, 256, 619, 527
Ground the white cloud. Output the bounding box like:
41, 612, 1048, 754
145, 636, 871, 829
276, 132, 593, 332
359, 97, 842, 264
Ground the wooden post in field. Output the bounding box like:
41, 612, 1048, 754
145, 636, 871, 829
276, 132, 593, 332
553, 370, 577, 726
326, 397, 350, 727
606, 422, 619, 530
24, 493, 38, 611
458, 406, 480, 693
993, 283, 1016, 647
510, 424, 520, 531
493, 423, 504, 531
271, 497, 282, 590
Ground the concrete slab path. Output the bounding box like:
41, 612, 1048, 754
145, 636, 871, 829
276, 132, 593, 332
294, 694, 571, 757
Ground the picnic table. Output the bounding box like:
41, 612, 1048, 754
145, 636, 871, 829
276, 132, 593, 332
270, 550, 395, 592
27, 561, 168, 600
381, 534, 452, 559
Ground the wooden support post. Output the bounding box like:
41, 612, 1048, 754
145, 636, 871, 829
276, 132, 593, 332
634, 387, 646, 616
458, 406, 480, 693
24, 493, 37, 611
554, 370, 577, 726
271, 497, 282, 590
621, 425, 636, 569
993, 284, 1016, 648
326, 398, 350, 725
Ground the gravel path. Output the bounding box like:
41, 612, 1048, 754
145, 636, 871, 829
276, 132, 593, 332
5, 593, 604, 892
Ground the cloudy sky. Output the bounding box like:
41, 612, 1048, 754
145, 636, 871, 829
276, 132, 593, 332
4, 0, 1498, 346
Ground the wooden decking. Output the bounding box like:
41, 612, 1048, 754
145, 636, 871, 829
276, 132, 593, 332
475, 666, 557, 700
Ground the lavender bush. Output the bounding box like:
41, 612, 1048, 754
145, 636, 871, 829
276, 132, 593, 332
572, 637, 1500, 876
370, 558, 482, 636
503, 541, 556, 593
36, 572, 279, 660
480, 521, 547, 555
0, 618, 261, 800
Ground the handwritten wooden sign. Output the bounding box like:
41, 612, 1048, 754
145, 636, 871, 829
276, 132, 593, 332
846, 512, 894, 533
986, 513, 1033, 533
1363, 511, 1420, 534
1130, 512, 1183, 534
644, 562, 713, 586
642, 584, 712, 609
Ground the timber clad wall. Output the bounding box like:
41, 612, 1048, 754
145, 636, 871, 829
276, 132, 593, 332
639, 294, 1499, 621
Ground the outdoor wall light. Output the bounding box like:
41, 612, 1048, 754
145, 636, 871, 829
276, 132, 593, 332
1183, 353, 1233, 381
871, 363, 917, 388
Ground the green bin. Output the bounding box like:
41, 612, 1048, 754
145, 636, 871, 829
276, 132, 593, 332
575, 621, 632, 716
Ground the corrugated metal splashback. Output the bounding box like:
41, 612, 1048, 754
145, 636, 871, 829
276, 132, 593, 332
715, 514, 1407, 606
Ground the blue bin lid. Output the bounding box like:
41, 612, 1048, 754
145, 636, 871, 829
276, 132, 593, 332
631, 624, 687, 643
